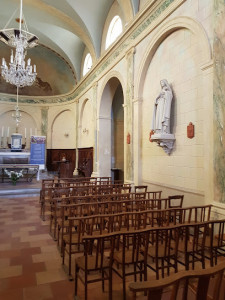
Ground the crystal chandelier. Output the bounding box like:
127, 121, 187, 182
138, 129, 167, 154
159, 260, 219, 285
0, 0, 38, 88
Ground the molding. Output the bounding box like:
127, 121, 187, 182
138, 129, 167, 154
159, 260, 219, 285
200, 60, 214, 71
132, 97, 143, 104
211, 202, 225, 219
143, 179, 205, 196
0, 0, 186, 105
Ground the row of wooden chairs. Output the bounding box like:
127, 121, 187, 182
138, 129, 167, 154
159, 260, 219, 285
40, 183, 135, 220
74, 220, 225, 300
62, 205, 211, 278
129, 260, 225, 300
40, 177, 150, 220
51, 193, 181, 247
49, 192, 164, 239
41, 176, 112, 187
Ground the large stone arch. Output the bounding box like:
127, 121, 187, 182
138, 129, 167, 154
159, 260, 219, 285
134, 16, 213, 204
135, 16, 212, 99
117, 0, 134, 23
97, 71, 125, 177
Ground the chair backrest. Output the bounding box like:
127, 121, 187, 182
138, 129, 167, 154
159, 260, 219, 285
208, 219, 225, 266
115, 229, 150, 266
129, 260, 225, 300
191, 205, 212, 222
168, 195, 184, 208
82, 232, 117, 273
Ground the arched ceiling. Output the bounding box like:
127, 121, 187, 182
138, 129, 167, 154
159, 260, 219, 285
0, 0, 139, 96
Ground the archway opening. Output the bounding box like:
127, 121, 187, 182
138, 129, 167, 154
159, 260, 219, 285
98, 77, 124, 180
111, 84, 124, 182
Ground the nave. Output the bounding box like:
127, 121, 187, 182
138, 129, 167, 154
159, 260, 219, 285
0, 187, 225, 300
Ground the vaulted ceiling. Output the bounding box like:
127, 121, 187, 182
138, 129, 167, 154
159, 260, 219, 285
0, 0, 140, 91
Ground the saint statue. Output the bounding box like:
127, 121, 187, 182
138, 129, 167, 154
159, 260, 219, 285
151, 79, 173, 135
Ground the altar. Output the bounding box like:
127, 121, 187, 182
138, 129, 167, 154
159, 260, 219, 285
0, 150, 40, 182
0, 150, 30, 164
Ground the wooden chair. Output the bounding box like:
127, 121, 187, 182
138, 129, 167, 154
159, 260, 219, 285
134, 185, 148, 201
75, 232, 116, 300
147, 226, 180, 279
178, 222, 208, 270
204, 219, 225, 266
129, 260, 225, 300
168, 195, 184, 209
134, 185, 148, 193
168, 195, 184, 223
62, 217, 85, 278
112, 229, 150, 300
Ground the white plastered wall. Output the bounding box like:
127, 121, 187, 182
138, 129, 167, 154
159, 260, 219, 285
78, 98, 94, 148
48, 103, 76, 149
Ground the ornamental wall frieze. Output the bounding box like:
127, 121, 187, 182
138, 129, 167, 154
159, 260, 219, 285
0, 0, 185, 106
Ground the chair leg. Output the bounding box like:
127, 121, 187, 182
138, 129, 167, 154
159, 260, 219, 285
109, 266, 112, 300
75, 264, 79, 296
102, 269, 105, 291
162, 258, 164, 278
85, 266, 88, 300
62, 241, 65, 265
134, 263, 137, 282
122, 264, 126, 300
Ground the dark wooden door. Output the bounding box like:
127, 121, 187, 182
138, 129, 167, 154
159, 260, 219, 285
78, 147, 93, 177
46, 149, 76, 177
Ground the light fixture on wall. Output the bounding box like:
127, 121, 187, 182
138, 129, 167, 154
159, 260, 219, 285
0, 0, 38, 130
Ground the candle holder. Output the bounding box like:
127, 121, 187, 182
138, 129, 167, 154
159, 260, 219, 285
22, 138, 26, 149
7, 137, 10, 149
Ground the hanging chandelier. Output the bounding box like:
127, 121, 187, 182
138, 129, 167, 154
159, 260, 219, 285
0, 0, 38, 88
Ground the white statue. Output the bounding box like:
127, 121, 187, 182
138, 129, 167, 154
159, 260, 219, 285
151, 79, 173, 134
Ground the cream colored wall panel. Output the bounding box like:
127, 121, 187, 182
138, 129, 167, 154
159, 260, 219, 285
141, 27, 206, 194
51, 110, 76, 149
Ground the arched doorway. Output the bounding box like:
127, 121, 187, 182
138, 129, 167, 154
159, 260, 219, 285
98, 77, 124, 180
111, 84, 124, 182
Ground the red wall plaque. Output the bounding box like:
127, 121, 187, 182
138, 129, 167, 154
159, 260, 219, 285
127, 133, 130, 144
187, 122, 194, 139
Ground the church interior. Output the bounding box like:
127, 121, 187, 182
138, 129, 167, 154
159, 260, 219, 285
0, 0, 225, 299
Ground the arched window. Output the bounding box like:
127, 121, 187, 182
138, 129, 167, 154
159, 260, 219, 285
83, 53, 93, 76
105, 15, 122, 49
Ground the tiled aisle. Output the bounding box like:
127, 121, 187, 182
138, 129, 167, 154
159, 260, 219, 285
0, 196, 134, 300
0, 196, 75, 300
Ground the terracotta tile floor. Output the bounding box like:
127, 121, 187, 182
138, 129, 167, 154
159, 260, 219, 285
0, 195, 137, 300
0, 194, 224, 300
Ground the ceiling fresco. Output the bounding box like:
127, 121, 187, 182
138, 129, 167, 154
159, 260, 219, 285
0, 43, 76, 96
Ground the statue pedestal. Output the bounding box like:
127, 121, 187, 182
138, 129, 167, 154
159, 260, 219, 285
151, 133, 175, 155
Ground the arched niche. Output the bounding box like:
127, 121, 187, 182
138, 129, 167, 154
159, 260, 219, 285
98, 74, 125, 177
136, 17, 212, 203
51, 110, 75, 149
79, 99, 93, 148
0, 110, 37, 148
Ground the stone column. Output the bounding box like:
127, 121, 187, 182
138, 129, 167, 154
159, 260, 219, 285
92, 82, 99, 177
41, 107, 48, 137
124, 47, 135, 183
72, 100, 79, 175
213, 0, 225, 204
133, 97, 143, 185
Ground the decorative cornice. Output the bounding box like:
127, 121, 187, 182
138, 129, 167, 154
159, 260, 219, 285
0, 0, 184, 106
